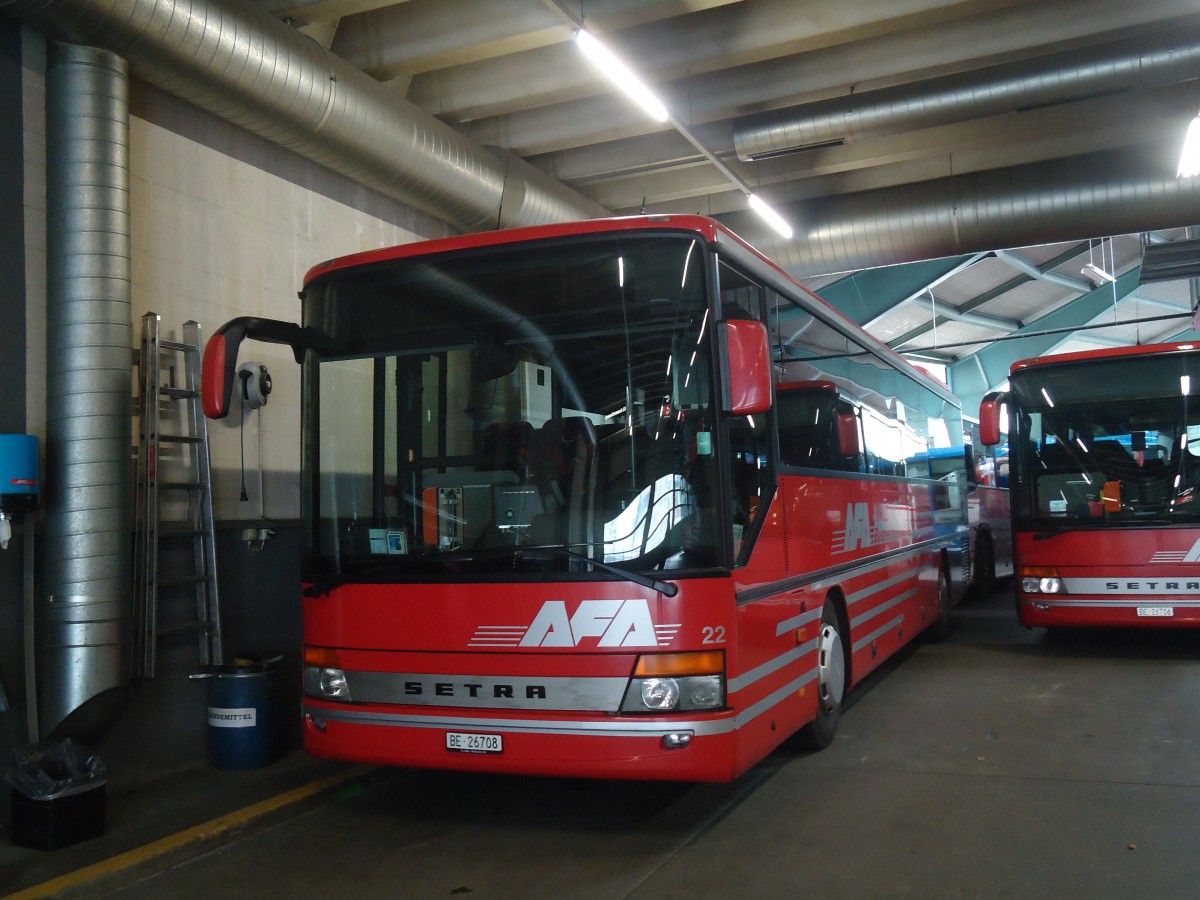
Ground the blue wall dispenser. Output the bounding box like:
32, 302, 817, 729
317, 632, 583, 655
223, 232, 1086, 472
0, 434, 40, 549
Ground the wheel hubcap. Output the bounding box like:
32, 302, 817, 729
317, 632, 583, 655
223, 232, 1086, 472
816, 622, 845, 711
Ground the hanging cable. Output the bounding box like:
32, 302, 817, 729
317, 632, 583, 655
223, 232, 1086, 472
239, 368, 250, 502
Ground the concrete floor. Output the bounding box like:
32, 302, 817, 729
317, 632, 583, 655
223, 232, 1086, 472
8, 584, 1200, 898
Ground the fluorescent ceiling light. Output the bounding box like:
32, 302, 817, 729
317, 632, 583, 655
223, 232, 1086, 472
575, 28, 668, 123
1178, 110, 1200, 177
747, 193, 793, 239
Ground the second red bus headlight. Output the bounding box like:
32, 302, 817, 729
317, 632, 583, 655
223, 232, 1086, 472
620, 651, 726, 713
1019, 566, 1066, 595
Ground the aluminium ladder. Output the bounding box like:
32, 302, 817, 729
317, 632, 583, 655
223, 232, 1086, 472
133, 313, 223, 677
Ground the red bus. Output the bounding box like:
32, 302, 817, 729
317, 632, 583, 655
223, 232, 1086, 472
203, 215, 972, 781
978, 341, 1200, 627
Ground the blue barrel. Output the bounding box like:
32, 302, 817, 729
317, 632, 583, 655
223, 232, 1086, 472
201, 665, 279, 770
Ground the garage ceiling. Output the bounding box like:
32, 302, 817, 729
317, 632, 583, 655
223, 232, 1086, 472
241, 0, 1200, 404
15, 0, 1200, 404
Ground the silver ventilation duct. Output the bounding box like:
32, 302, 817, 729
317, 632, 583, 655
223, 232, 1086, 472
0, 0, 607, 230
40, 43, 132, 741
733, 28, 1200, 161
721, 146, 1200, 278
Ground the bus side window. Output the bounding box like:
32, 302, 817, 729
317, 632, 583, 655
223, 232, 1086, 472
719, 260, 775, 563
728, 414, 772, 562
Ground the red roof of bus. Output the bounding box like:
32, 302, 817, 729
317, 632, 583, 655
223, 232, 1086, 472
302, 215, 730, 286
1010, 340, 1200, 376
299, 214, 958, 407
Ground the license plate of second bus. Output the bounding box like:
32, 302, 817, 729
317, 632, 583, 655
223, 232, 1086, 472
1137, 607, 1174, 617
446, 732, 503, 754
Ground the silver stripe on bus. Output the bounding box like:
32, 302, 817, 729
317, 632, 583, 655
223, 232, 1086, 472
850, 589, 918, 629
851, 615, 905, 653
810, 538, 939, 594
1061, 577, 1200, 595
775, 606, 824, 636
307, 670, 821, 740
304, 704, 737, 738
734, 669, 820, 729
343, 672, 629, 711
846, 570, 919, 608
1025, 599, 1200, 609
727, 638, 819, 694
739, 535, 948, 606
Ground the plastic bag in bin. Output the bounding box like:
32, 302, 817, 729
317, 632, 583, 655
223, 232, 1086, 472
6, 738, 107, 800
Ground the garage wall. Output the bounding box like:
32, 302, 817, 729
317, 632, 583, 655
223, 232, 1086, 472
6, 31, 455, 795
129, 84, 453, 523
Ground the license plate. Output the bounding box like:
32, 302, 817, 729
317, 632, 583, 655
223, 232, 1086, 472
1137, 606, 1174, 617
446, 732, 503, 754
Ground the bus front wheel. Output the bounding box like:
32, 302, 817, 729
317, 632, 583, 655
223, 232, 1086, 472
798, 601, 846, 751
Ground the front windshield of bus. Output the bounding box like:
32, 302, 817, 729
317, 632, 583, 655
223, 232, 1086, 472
1008, 349, 1200, 524
300, 233, 720, 580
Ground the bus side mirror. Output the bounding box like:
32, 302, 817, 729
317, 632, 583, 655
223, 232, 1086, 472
202, 316, 311, 419
837, 413, 861, 456
979, 391, 1006, 446
721, 319, 772, 415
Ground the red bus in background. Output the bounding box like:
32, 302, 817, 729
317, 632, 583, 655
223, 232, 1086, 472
979, 341, 1200, 627
204, 215, 973, 782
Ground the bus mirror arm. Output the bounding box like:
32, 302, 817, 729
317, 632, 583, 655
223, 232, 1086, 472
979, 391, 1007, 447
202, 316, 334, 419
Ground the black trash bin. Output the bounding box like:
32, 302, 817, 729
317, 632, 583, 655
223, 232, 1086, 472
192, 663, 280, 770
7, 738, 107, 850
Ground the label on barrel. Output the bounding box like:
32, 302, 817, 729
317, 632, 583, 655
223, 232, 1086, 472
208, 706, 257, 728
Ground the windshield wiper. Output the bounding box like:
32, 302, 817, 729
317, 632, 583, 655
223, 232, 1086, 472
550, 547, 679, 597
444, 547, 686, 595
1033, 524, 1078, 542
304, 545, 680, 598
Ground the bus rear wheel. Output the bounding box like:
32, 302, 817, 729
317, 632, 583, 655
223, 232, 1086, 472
798, 602, 846, 751
974, 532, 996, 598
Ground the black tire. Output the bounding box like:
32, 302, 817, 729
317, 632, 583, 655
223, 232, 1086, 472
797, 601, 846, 751
926, 568, 952, 643
974, 532, 996, 599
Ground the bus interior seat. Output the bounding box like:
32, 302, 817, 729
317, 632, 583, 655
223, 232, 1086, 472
528, 416, 598, 514
480, 420, 534, 478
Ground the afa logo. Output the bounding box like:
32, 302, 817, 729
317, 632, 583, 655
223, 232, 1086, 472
836, 502, 874, 552
470, 599, 680, 648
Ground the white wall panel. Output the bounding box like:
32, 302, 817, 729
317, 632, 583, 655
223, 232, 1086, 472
128, 117, 426, 521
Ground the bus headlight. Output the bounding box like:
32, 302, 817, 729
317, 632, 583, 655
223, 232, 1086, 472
1019, 566, 1066, 595
622, 675, 724, 712
304, 646, 351, 701
304, 666, 351, 701
639, 677, 680, 710
620, 651, 725, 713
